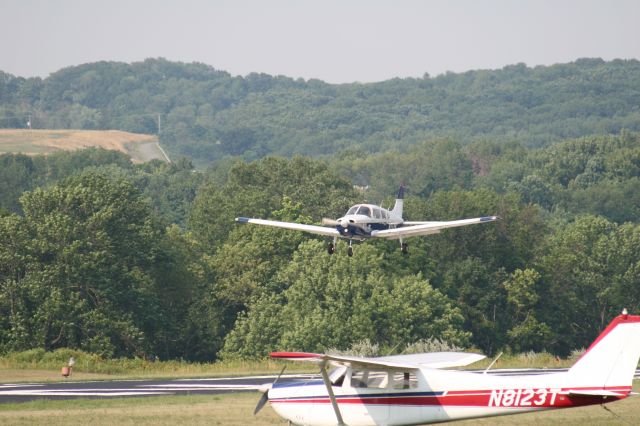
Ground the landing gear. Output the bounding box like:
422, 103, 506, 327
347, 242, 353, 257
327, 242, 335, 255
401, 242, 408, 254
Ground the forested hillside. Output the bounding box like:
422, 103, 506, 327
2, 130, 640, 360
2, 58, 640, 165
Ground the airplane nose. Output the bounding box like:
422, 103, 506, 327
340, 218, 350, 229
255, 366, 285, 415
258, 383, 272, 394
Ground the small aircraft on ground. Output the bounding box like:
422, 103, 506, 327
255, 310, 640, 425
236, 186, 498, 256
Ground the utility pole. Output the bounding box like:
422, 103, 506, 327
157, 113, 161, 135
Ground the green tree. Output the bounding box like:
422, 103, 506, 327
206, 197, 311, 332
221, 241, 469, 359
536, 215, 618, 354
0, 214, 32, 351
0, 154, 36, 214
189, 156, 356, 252
503, 269, 551, 352
0, 170, 206, 358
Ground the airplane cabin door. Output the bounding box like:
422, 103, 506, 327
347, 369, 390, 424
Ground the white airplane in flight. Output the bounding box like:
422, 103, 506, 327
236, 186, 498, 256
255, 310, 640, 425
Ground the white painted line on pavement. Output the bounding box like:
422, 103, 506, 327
142, 384, 263, 390
0, 390, 171, 396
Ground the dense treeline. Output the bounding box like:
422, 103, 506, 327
0, 149, 203, 225
1, 130, 640, 360
332, 130, 640, 224
2, 58, 640, 165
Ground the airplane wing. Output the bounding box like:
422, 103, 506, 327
270, 351, 485, 370
235, 217, 340, 238
378, 352, 486, 368
371, 216, 499, 240
271, 352, 419, 370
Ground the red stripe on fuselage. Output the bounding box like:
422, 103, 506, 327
270, 386, 630, 408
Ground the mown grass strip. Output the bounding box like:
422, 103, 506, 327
0, 393, 282, 425
0, 348, 313, 383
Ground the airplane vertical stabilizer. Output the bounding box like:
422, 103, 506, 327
390, 185, 405, 219
566, 312, 640, 388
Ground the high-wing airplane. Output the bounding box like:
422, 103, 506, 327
255, 310, 640, 425
236, 186, 498, 256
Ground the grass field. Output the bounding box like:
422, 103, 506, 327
0, 350, 313, 383
0, 129, 167, 163
0, 393, 282, 426
0, 384, 638, 426
0, 347, 580, 384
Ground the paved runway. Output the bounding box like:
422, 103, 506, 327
0, 374, 316, 403
2, 369, 638, 404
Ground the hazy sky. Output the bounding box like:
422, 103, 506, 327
1, 0, 639, 83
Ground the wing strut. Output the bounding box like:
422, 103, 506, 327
320, 363, 345, 426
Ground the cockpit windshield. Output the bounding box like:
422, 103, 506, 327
346, 206, 359, 215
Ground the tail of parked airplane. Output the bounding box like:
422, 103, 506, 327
566, 310, 640, 390
390, 185, 405, 219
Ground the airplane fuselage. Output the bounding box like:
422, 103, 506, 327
335, 203, 403, 240
268, 367, 629, 426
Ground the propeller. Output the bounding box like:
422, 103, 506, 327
322, 218, 339, 226
254, 365, 286, 415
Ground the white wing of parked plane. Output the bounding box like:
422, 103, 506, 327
235, 217, 340, 238
378, 352, 487, 369
270, 351, 485, 370
372, 216, 499, 240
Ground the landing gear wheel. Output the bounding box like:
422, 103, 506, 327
347, 246, 353, 257
401, 243, 408, 254
327, 243, 335, 255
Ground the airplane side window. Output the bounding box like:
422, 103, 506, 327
367, 371, 389, 388
358, 206, 371, 217
351, 370, 388, 389
351, 371, 368, 388
392, 371, 418, 389
330, 366, 347, 386
373, 208, 381, 219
